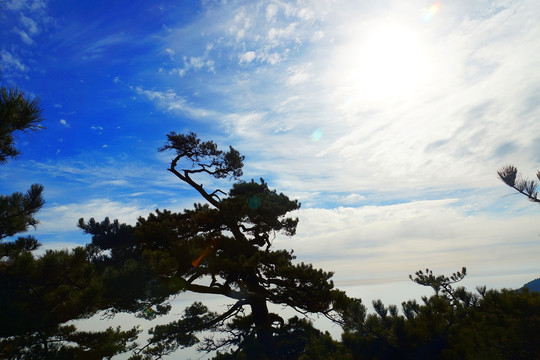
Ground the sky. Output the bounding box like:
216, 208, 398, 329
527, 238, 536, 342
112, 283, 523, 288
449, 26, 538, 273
2, 0, 540, 352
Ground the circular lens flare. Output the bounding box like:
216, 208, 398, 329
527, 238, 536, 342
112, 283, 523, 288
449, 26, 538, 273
311, 129, 323, 141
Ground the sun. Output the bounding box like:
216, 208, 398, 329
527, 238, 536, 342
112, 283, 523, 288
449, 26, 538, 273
331, 20, 431, 104
361, 25, 427, 95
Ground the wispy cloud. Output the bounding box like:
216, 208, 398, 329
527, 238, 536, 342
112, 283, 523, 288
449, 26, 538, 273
20, 13, 39, 34
12, 12, 40, 45
13, 27, 34, 45
1, 0, 55, 79
221, 3, 540, 196
282, 200, 540, 289
81, 33, 129, 60
5, 0, 46, 11
37, 198, 152, 233
239, 51, 256, 64
170, 56, 215, 77
0, 50, 27, 72
134, 86, 216, 119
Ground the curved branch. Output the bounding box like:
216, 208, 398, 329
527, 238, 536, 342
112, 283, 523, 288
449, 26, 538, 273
210, 189, 227, 201
167, 156, 221, 208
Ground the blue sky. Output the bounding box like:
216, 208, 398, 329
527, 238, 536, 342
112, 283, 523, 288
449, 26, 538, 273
2, 0, 540, 315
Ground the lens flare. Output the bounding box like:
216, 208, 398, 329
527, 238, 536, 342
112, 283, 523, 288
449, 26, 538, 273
422, 2, 441, 22
248, 195, 262, 209
311, 129, 323, 141
192, 237, 222, 268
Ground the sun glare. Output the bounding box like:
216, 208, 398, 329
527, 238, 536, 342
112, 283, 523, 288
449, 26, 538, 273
332, 20, 431, 104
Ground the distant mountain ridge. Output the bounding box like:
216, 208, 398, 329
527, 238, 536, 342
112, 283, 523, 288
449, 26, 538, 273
522, 277, 540, 293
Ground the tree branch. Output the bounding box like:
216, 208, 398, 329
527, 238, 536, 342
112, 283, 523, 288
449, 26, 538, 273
167, 158, 221, 209
204, 299, 248, 329
186, 282, 246, 301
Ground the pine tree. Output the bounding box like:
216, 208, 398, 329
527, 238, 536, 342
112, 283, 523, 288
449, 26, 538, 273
79, 132, 351, 359
0, 86, 45, 242
498, 165, 539, 204
339, 268, 540, 360
0, 86, 138, 359
0, 86, 44, 163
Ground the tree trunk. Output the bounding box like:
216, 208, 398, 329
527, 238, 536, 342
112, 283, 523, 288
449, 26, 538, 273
249, 294, 276, 358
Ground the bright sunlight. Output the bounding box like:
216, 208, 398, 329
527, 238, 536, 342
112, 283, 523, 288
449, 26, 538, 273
332, 19, 431, 105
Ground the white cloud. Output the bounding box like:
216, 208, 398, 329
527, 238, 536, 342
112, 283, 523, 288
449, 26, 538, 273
81, 33, 127, 60
90, 125, 103, 131
266, 4, 278, 21
224, 112, 267, 138
33, 241, 82, 254
170, 0, 540, 199
239, 51, 256, 64
37, 199, 152, 233
13, 27, 34, 45
267, 23, 297, 43
32, 0, 46, 11
0, 50, 26, 72
24, 157, 188, 194
5, 0, 26, 10
311, 30, 324, 42
165, 48, 175, 58
297, 7, 315, 21
278, 200, 540, 298
188, 56, 204, 69
4, 0, 49, 53
134, 86, 215, 119
160, 0, 328, 77
28, 0, 46, 12
59, 119, 70, 128
231, 9, 252, 41
331, 193, 366, 204
169, 56, 215, 77
102, 180, 128, 186
261, 52, 283, 65
20, 13, 39, 34
285, 66, 310, 85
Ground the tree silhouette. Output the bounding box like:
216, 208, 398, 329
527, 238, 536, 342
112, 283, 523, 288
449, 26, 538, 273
339, 269, 540, 360
0, 86, 45, 242
0, 85, 138, 359
0, 86, 44, 163
79, 132, 350, 359
498, 165, 539, 203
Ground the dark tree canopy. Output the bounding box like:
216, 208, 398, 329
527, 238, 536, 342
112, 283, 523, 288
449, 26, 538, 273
0, 86, 45, 242
338, 268, 540, 360
0, 86, 138, 359
77, 131, 350, 359
0, 184, 45, 240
